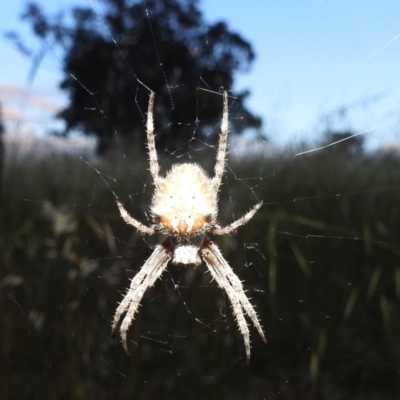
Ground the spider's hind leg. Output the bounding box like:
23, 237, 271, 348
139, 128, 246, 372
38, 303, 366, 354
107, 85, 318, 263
211, 91, 229, 192
146, 92, 162, 187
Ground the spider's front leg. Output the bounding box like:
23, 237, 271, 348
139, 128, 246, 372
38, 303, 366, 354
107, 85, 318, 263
112, 240, 172, 354
200, 239, 266, 364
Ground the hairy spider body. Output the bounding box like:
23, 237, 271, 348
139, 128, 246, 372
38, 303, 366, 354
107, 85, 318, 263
112, 91, 265, 363
152, 163, 217, 237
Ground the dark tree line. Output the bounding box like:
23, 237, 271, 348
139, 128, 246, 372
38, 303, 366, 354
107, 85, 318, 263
10, 0, 262, 153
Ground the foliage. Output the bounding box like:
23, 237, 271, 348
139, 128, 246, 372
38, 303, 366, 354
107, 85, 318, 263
9, 0, 262, 153
1, 143, 400, 399
0, 104, 4, 210
320, 129, 365, 158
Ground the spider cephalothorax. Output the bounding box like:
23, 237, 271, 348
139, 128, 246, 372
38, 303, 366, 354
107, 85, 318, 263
112, 91, 265, 363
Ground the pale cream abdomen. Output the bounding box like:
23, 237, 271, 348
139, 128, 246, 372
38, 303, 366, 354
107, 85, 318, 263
151, 163, 217, 235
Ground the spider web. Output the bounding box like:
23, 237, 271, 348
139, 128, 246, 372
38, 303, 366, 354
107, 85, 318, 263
2, 0, 400, 399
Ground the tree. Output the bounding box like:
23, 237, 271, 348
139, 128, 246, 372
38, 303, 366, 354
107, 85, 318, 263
322, 130, 365, 158
0, 104, 4, 207
11, 0, 262, 154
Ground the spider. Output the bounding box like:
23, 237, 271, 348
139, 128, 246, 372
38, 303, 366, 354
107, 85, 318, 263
112, 91, 266, 363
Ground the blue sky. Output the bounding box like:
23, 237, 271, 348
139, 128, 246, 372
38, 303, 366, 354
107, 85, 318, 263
1, 0, 399, 150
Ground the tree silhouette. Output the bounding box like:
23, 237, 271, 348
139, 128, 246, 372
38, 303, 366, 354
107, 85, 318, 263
0, 104, 4, 213
12, 0, 262, 154
322, 130, 365, 158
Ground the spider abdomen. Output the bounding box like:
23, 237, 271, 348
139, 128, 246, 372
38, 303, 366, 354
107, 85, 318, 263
151, 163, 217, 235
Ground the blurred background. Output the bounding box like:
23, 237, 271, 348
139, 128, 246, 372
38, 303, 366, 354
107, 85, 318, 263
1, 0, 400, 399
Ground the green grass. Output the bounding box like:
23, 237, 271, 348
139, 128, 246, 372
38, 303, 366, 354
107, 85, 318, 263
1, 143, 400, 399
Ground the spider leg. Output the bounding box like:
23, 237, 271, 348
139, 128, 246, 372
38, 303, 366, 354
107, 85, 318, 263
201, 243, 251, 363
117, 200, 156, 235
200, 239, 266, 364
211, 91, 229, 192
212, 201, 263, 235
223, 260, 266, 343
146, 91, 162, 187
111, 240, 172, 354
